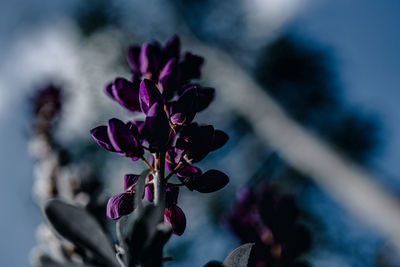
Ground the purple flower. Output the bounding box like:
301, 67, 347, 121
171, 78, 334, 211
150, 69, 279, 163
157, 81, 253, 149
176, 123, 229, 163
90, 118, 144, 160
162, 34, 180, 62
145, 174, 154, 202
164, 204, 186, 236
142, 103, 171, 152
227, 184, 312, 266
159, 59, 179, 100
105, 77, 141, 112
177, 165, 229, 193
164, 187, 186, 235
104, 35, 211, 129
91, 35, 231, 237
33, 84, 62, 118
106, 174, 139, 220
139, 79, 163, 115
195, 86, 215, 112
169, 86, 198, 126
125, 36, 204, 102
179, 52, 204, 82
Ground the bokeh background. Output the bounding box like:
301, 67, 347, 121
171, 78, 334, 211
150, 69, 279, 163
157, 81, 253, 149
1, 0, 400, 266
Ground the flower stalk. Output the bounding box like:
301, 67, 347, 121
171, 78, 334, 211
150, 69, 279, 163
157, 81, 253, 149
91, 35, 230, 236
154, 152, 166, 212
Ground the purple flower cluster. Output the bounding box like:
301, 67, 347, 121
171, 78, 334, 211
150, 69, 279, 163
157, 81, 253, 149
91, 35, 229, 235
227, 184, 311, 266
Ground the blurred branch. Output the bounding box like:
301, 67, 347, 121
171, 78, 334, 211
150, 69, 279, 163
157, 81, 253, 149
191, 40, 400, 252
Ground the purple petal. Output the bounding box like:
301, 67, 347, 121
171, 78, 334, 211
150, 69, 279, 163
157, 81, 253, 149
210, 130, 229, 151
108, 118, 143, 157
143, 103, 171, 152
170, 113, 186, 125
178, 124, 214, 162
163, 35, 180, 61
105, 82, 115, 99
192, 170, 229, 193
126, 120, 145, 144
133, 120, 145, 133
165, 187, 179, 208
179, 52, 204, 81
145, 184, 154, 202
139, 79, 163, 115
127, 45, 141, 74
126, 121, 140, 139
124, 174, 140, 192
170, 86, 197, 124
111, 78, 141, 111
196, 87, 215, 112
139, 43, 151, 75
139, 42, 161, 77
177, 164, 202, 178
90, 126, 116, 152
164, 204, 186, 236
159, 58, 178, 99
106, 193, 134, 220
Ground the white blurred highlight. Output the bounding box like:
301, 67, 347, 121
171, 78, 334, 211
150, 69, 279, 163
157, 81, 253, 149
245, 0, 310, 40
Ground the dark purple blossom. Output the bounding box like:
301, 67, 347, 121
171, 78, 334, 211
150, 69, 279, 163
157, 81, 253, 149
142, 103, 171, 152
90, 118, 144, 160
176, 123, 229, 163
179, 52, 204, 82
165, 204, 186, 236
33, 84, 62, 118
169, 86, 198, 126
164, 187, 186, 236
106, 174, 139, 220
139, 79, 163, 115
108, 35, 206, 113
105, 77, 141, 112
107, 193, 135, 220
227, 184, 312, 267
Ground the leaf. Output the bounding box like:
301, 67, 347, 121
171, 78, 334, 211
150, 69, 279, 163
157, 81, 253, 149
140, 223, 172, 267
223, 243, 254, 267
134, 169, 151, 215
116, 216, 128, 267
125, 204, 164, 266
44, 199, 119, 267
116, 216, 128, 245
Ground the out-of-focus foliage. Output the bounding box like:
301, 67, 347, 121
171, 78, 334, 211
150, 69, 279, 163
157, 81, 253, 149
255, 35, 380, 163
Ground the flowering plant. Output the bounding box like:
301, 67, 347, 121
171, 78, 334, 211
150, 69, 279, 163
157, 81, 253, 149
33, 35, 256, 267
90, 35, 230, 236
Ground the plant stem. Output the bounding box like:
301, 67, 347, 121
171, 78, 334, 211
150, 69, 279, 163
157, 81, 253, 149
154, 152, 166, 212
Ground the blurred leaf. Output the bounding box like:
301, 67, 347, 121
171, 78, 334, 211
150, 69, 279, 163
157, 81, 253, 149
140, 223, 172, 267
223, 243, 254, 267
44, 199, 119, 267
123, 169, 172, 267
116, 215, 128, 267
125, 204, 164, 266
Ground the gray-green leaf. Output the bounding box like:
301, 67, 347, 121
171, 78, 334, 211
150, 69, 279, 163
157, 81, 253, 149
223, 243, 254, 267
44, 199, 119, 267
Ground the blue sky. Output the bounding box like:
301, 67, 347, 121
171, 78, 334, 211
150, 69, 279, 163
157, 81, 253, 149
294, 0, 400, 182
